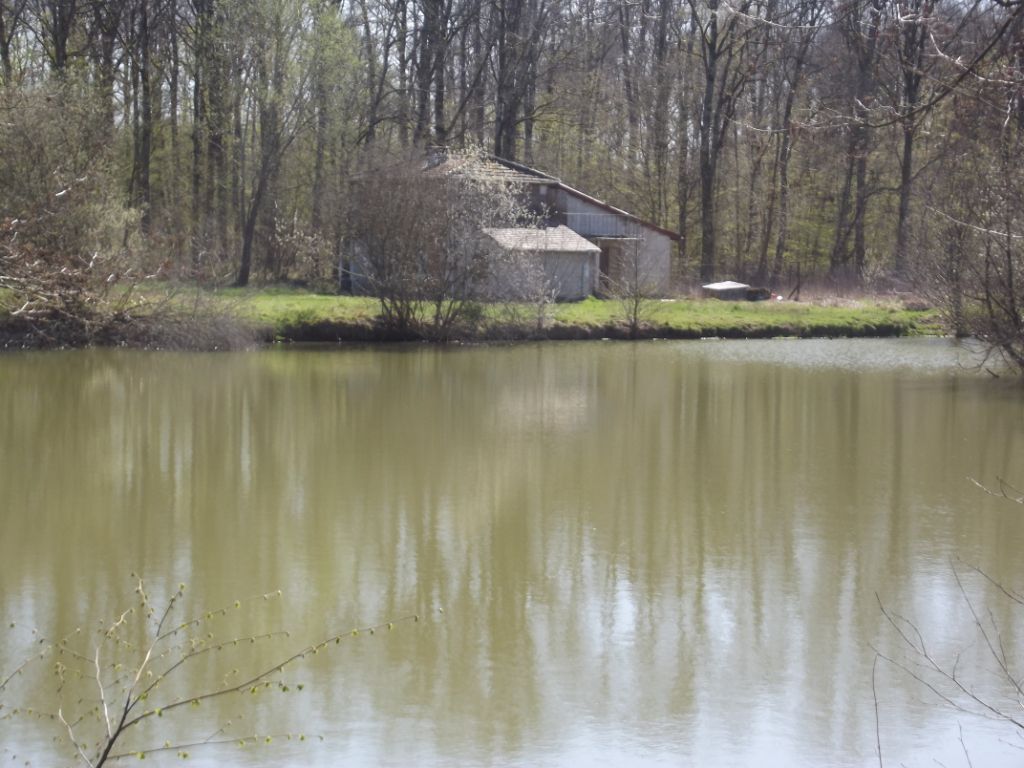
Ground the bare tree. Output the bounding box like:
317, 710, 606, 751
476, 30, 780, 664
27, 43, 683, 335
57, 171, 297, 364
347, 148, 538, 340
763, 0, 825, 287
486, 246, 559, 337
914, 19, 1024, 368
687, 0, 756, 282
828, 0, 884, 284
609, 237, 660, 337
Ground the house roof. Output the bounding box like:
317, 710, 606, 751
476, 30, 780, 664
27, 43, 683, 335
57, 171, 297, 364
426, 152, 549, 186
483, 225, 601, 253
425, 150, 681, 242
489, 157, 682, 242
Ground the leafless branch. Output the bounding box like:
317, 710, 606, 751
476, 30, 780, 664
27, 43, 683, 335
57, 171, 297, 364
873, 653, 884, 768
969, 477, 1024, 505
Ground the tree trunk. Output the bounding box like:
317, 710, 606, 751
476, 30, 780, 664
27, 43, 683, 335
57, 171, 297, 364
236, 174, 268, 287
675, 18, 698, 282
493, 0, 524, 160
853, 130, 869, 280
433, 3, 446, 145
522, 53, 536, 164
697, 11, 719, 282
192, 0, 213, 262
618, 2, 640, 159
768, 7, 819, 287
893, 0, 929, 276
311, 9, 329, 232
137, 0, 152, 233
415, 0, 439, 143
47, 0, 75, 72
650, 0, 672, 225
830, 138, 856, 277
769, 91, 796, 287
894, 124, 914, 276
169, 0, 182, 264
0, 3, 14, 84
397, 0, 410, 146
831, 0, 882, 284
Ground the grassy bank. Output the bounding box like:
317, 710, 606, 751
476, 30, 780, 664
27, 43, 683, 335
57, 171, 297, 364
0, 284, 939, 348
210, 287, 939, 343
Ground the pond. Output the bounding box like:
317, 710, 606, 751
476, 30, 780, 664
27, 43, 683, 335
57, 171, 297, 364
2, 339, 1024, 766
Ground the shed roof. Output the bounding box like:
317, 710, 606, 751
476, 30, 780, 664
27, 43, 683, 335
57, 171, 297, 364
483, 225, 601, 253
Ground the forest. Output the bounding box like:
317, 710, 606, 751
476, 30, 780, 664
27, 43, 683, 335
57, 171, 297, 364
0, 0, 1022, 349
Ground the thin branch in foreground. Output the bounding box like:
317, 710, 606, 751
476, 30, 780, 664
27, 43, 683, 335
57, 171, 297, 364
3, 579, 435, 766
969, 476, 1024, 505
959, 722, 975, 768
877, 565, 1024, 744
873, 653, 884, 768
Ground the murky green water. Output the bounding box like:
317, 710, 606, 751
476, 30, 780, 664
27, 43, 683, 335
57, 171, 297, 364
3, 339, 1024, 766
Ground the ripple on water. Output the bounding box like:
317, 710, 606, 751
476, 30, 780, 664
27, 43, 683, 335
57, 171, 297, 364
677, 337, 990, 374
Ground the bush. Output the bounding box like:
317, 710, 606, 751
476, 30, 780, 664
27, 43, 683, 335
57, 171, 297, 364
0, 79, 140, 345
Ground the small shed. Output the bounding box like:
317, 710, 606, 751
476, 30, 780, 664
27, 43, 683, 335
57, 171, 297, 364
483, 225, 601, 300
702, 280, 750, 301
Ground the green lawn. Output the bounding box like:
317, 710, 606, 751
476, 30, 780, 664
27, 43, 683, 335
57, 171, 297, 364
211, 286, 379, 327
112, 284, 940, 341
552, 295, 937, 337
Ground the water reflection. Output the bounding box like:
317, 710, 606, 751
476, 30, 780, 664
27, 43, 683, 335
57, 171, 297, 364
2, 340, 1024, 766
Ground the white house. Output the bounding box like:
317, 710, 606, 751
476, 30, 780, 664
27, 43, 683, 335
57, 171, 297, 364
430, 153, 679, 298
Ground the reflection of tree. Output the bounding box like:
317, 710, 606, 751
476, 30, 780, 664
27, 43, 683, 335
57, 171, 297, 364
3, 346, 1024, 763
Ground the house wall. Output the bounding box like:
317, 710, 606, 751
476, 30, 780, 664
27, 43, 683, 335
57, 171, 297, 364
552, 189, 672, 295
541, 251, 599, 300
346, 241, 372, 295
552, 189, 637, 237
638, 231, 672, 295
486, 245, 598, 301
349, 236, 599, 302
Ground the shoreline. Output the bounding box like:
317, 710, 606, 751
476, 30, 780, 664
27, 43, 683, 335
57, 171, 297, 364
259, 317, 924, 345
0, 291, 940, 350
